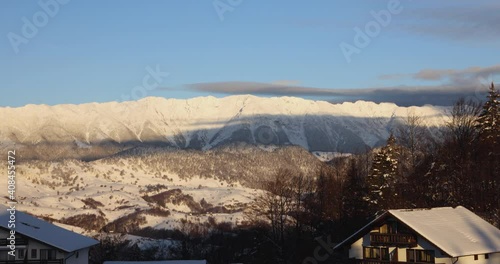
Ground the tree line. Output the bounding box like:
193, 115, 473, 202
243, 83, 499, 263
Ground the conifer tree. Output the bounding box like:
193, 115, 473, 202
365, 134, 400, 212
477, 82, 500, 145
475, 83, 500, 225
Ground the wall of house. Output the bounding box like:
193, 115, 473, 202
348, 232, 500, 264
0, 228, 65, 260
348, 231, 452, 263
404, 237, 500, 264
348, 237, 362, 259
20, 238, 66, 260
65, 248, 90, 264
410, 235, 452, 264
452, 253, 500, 264
347, 231, 500, 264
0, 228, 17, 260
396, 247, 406, 260
348, 234, 369, 259
1, 228, 92, 264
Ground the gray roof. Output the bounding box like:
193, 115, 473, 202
335, 206, 500, 257
0, 204, 99, 252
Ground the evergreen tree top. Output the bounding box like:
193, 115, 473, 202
477, 82, 500, 143
387, 133, 396, 146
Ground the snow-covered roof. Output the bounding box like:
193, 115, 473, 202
104, 261, 206, 264
0, 205, 99, 252
334, 206, 500, 257
389, 206, 500, 257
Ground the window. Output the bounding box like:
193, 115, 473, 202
364, 247, 390, 260
17, 249, 25, 259
417, 250, 434, 262
407, 249, 415, 262
364, 247, 380, 259
40, 249, 57, 260
485, 254, 489, 259
31, 249, 37, 259
380, 248, 390, 261
474, 254, 478, 260
0, 251, 13, 261
407, 249, 435, 263
0, 251, 16, 261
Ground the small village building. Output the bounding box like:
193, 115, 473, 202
0, 205, 99, 264
334, 206, 500, 264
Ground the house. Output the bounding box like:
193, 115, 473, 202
334, 206, 500, 264
0, 205, 99, 264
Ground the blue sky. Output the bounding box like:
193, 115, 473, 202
1, 0, 499, 107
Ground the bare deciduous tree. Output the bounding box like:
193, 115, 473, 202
397, 110, 426, 169
447, 98, 482, 150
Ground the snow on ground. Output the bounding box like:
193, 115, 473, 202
312, 151, 352, 162
9, 158, 261, 232
124, 234, 178, 251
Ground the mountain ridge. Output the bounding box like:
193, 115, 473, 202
0, 95, 450, 160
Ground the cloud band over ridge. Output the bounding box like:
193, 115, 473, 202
166, 65, 499, 106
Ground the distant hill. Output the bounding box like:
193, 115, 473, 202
7, 144, 323, 232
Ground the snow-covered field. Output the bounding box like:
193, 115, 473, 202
6, 157, 264, 234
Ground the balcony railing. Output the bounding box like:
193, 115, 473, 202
0, 260, 63, 264
370, 233, 417, 247
0, 237, 29, 246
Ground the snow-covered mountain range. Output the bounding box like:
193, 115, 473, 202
0, 95, 452, 238
0, 95, 450, 160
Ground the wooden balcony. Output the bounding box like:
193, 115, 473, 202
0, 237, 29, 246
370, 233, 417, 247
0, 260, 63, 264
